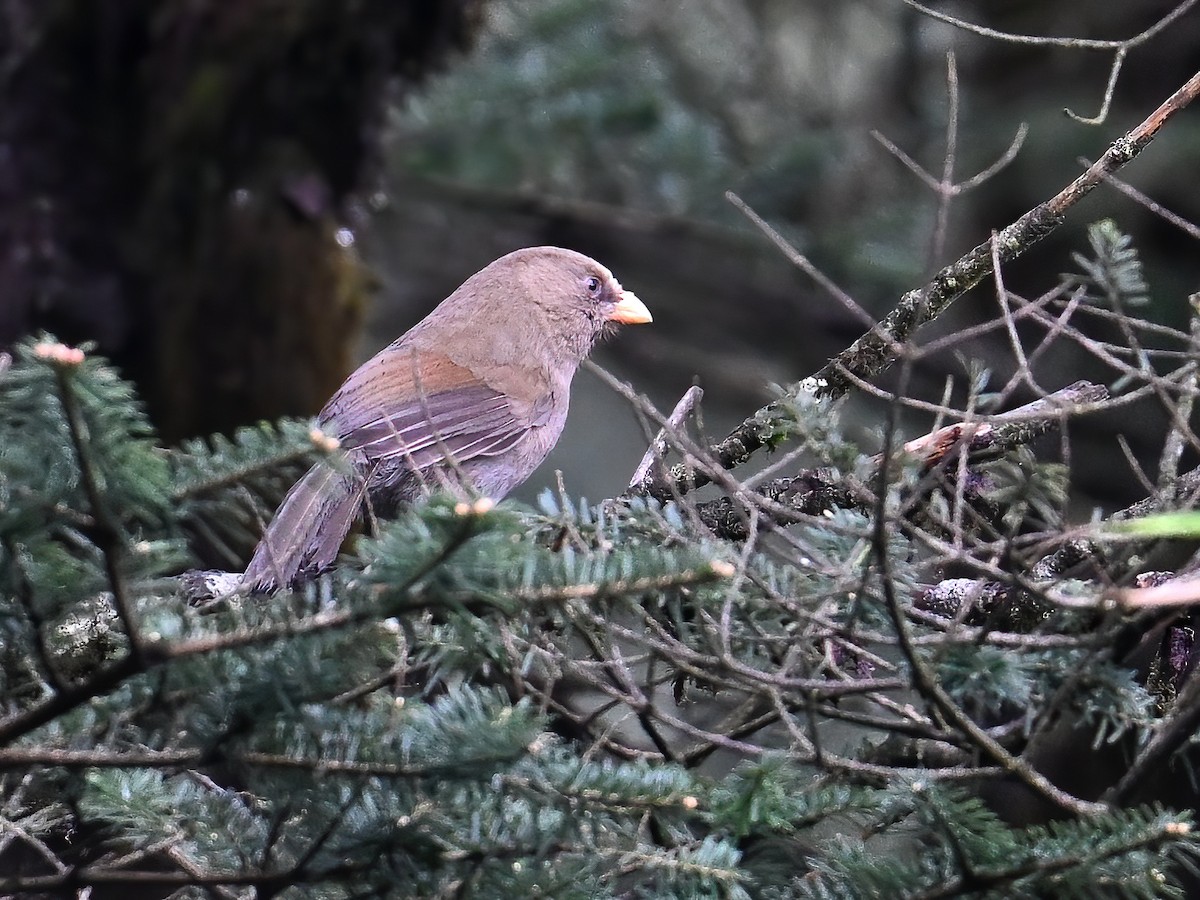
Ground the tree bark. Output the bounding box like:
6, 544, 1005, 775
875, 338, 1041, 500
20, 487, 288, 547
0, 0, 483, 440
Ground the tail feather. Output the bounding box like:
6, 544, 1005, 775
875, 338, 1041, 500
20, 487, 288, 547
242, 462, 365, 592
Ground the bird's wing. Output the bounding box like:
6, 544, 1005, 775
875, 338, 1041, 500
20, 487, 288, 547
319, 348, 552, 471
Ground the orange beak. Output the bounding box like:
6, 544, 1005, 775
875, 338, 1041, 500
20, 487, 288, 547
607, 289, 653, 325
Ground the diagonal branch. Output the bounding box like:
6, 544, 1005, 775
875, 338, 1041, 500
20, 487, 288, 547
694, 381, 1109, 540
630, 69, 1200, 503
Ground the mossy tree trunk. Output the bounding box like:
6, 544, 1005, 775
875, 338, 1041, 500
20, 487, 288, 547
0, 0, 482, 440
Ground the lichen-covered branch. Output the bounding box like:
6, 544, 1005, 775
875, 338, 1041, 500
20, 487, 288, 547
632, 70, 1200, 502
694, 381, 1108, 540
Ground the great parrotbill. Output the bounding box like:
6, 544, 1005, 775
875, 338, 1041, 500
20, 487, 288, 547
242, 246, 652, 591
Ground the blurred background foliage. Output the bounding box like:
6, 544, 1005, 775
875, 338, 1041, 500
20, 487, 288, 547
383, 0, 933, 300
2, 0, 1198, 512
387, 0, 1200, 290
396, 0, 738, 218
371, 0, 1200, 506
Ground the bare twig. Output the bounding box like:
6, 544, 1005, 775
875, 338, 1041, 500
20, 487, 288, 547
694, 381, 1108, 540
900, 0, 1196, 49
902, 0, 1198, 124
724, 192, 877, 330
629, 386, 703, 488
871, 363, 1106, 817
631, 70, 1200, 502
1086, 158, 1200, 241
1069, 47, 1126, 125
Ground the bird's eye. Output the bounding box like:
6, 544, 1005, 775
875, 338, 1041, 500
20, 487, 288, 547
584, 276, 602, 296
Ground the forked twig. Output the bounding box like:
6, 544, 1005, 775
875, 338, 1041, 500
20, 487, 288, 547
629, 386, 704, 488
629, 70, 1200, 503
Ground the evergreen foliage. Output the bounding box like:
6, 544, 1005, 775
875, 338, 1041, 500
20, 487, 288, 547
3, 0, 1199, 894
1065, 219, 1150, 309
4, 301, 1200, 898
394, 0, 736, 217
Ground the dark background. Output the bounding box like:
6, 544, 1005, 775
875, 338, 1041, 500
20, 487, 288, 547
3, 0, 1198, 513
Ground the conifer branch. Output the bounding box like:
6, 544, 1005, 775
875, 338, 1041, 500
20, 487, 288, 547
693, 380, 1107, 540
48, 348, 144, 661
871, 384, 1108, 818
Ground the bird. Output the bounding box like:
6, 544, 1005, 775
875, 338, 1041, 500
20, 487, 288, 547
242, 246, 652, 591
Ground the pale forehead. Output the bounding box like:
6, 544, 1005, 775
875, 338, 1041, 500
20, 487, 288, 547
505, 246, 613, 280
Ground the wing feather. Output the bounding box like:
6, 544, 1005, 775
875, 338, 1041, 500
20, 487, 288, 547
319, 348, 552, 476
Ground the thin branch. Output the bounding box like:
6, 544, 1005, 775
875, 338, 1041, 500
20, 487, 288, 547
900, 0, 1196, 50
1086, 158, 1200, 241
724, 191, 876, 330
694, 381, 1108, 540
933, 51, 959, 265
631, 69, 1200, 502
871, 363, 1106, 818
1067, 47, 1125, 125
629, 386, 703, 488
956, 124, 1030, 192
0, 747, 204, 769
52, 360, 143, 662
903, 0, 1198, 126
0, 862, 366, 894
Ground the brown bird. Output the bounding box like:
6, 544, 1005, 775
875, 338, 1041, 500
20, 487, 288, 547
242, 246, 652, 591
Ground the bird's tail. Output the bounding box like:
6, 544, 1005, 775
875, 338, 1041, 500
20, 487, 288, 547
242, 462, 365, 592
